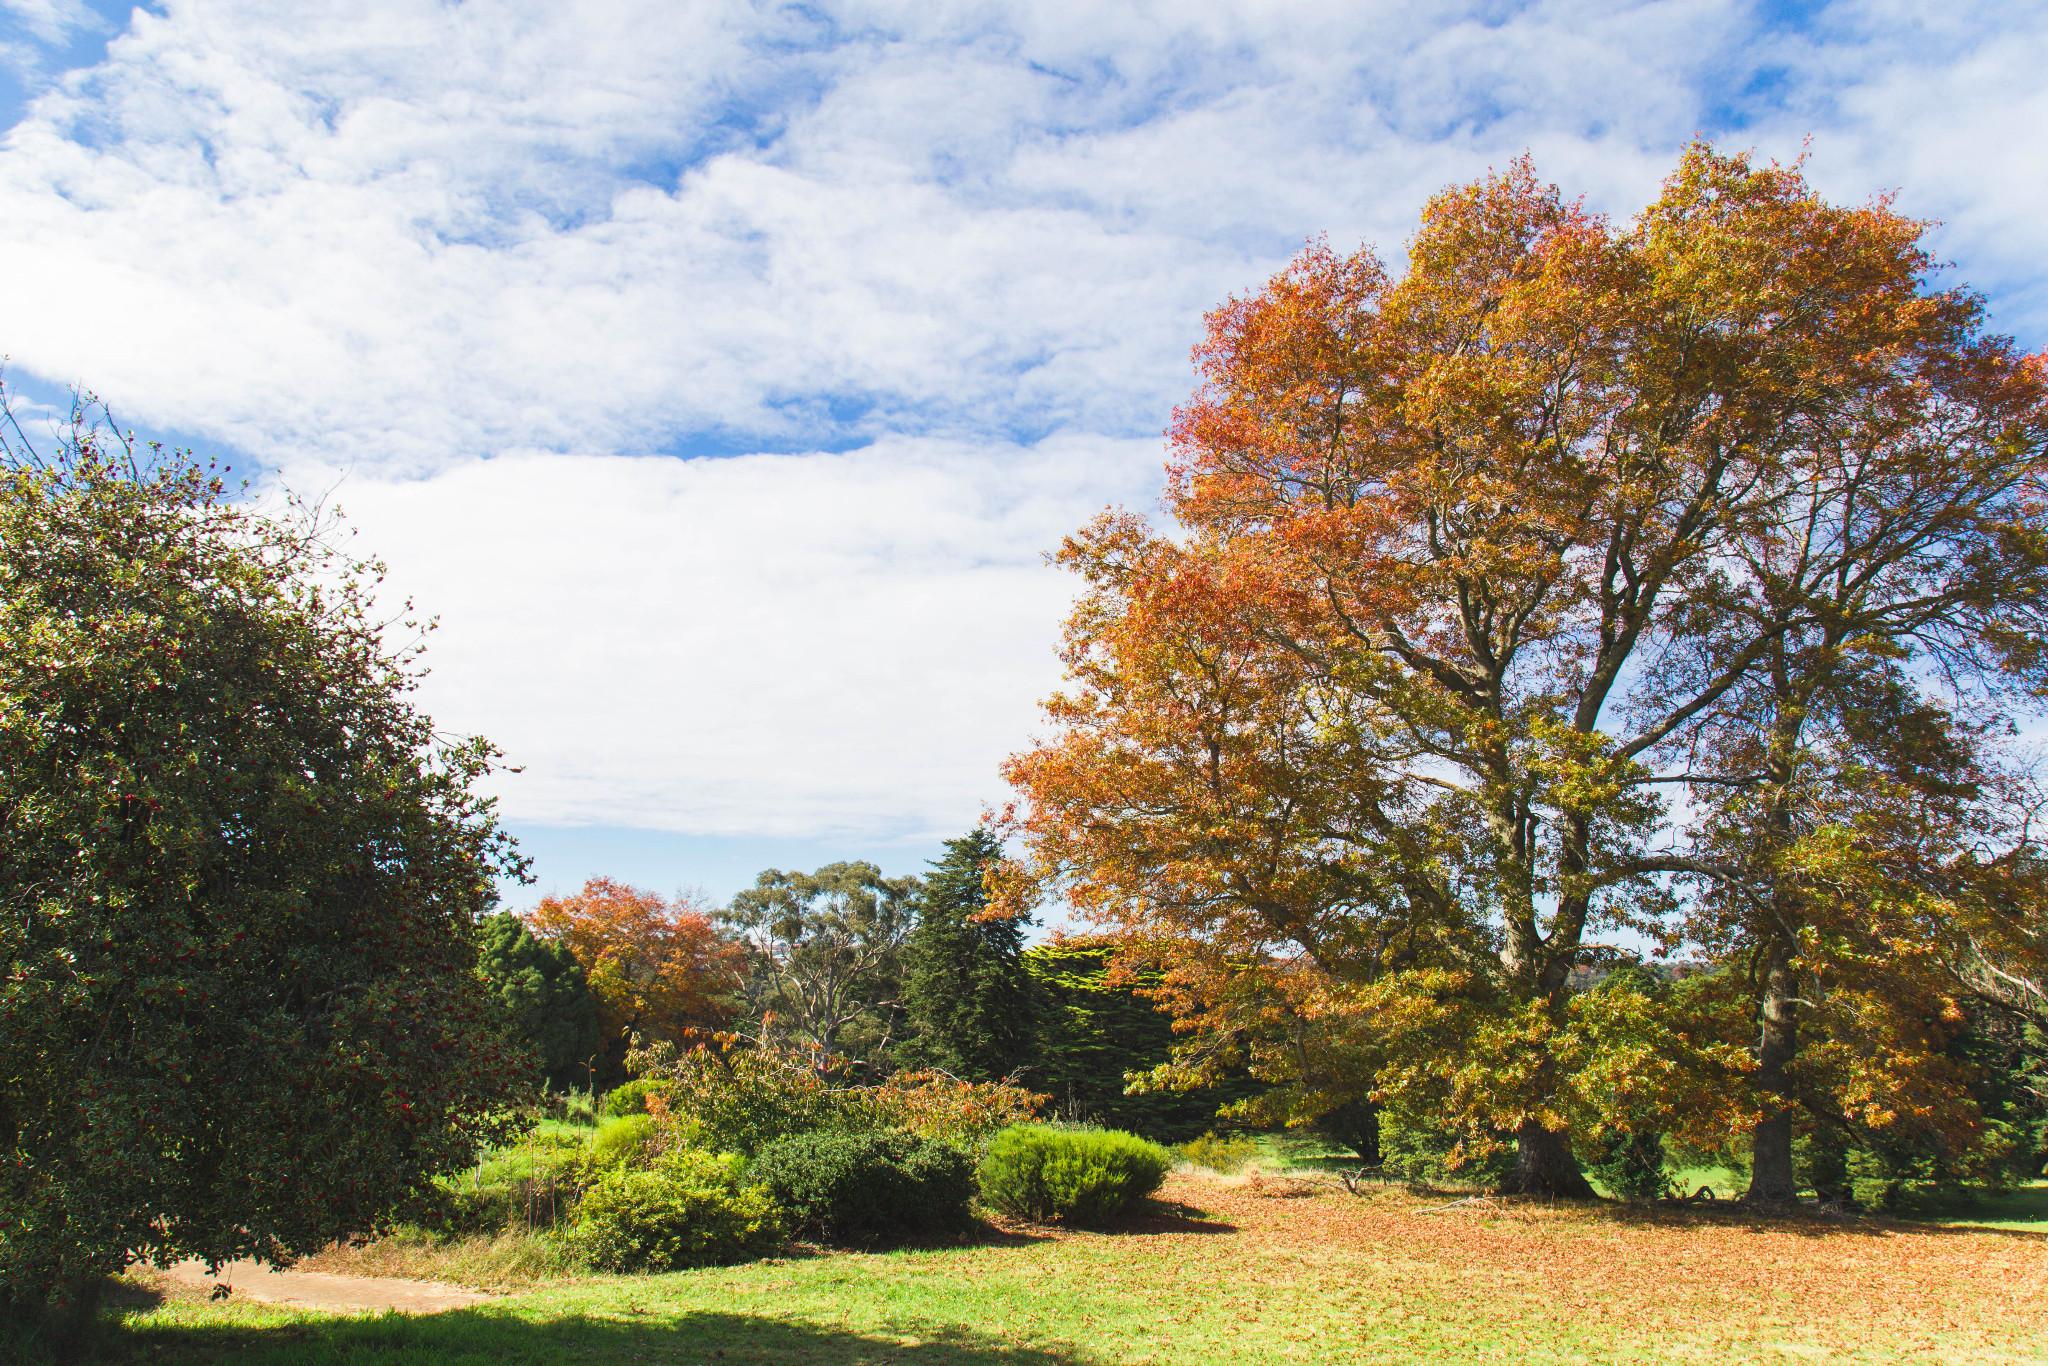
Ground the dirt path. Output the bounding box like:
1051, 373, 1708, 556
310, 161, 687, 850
157, 1258, 495, 1314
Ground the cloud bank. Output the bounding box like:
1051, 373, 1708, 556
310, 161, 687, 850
0, 0, 2041, 842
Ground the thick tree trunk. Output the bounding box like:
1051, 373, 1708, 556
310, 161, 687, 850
1745, 946, 1801, 1205
1499, 1120, 1595, 1198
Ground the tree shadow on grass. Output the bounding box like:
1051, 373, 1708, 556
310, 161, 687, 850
22, 1305, 1106, 1366
1586, 1199, 2048, 1242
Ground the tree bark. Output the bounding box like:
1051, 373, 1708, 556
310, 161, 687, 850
1499, 1120, 1595, 1198
1745, 944, 1801, 1205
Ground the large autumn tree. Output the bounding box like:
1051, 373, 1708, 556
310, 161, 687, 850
0, 392, 532, 1345
523, 878, 741, 1079
1000, 145, 2048, 1198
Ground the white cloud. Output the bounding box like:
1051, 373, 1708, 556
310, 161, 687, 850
333, 435, 1160, 838
0, 0, 2042, 839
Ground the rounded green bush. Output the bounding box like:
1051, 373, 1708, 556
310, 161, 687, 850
750, 1129, 975, 1244
602, 1078, 675, 1119
979, 1125, 1173, 1224
563, 1149, 783, 1272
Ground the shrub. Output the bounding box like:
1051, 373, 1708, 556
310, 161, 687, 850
1176, 1131, 1260, 1174
584, 1114, 660, 1174
563, 1149, 783, 1272
1377, 1111, 1517, 1190
433, 1128, 590, 1235
627, 1037, 1045, 1155
750, 1129, 976, 1244
1586, 1128, 1670, 1202
603, 1079, 675, 1119
979, 1125, 1173, 1223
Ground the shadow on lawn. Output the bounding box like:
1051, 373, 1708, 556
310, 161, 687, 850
1587, 1200, 2048, 1242
23, 1305, 1105, 1366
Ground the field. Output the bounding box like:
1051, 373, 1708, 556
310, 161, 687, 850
79, 1172, 2048, 1366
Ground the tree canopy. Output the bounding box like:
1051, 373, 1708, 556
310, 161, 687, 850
523, 877, 740, 1079
898, 828, 1036, 1082
0, 394, 532, 1332
724, 862, 921, 1067
998, 144, 2048, 1198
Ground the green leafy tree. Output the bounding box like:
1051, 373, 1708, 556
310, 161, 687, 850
0, 393, 532, 1347
723, 862, 920, 1067
477, 912, 605, 1092
898, 829, 1036, 1081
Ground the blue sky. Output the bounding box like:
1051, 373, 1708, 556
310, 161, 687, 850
1, 0, 2043, 909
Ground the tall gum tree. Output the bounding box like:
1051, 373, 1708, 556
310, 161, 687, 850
1000, 145, 2048, 1198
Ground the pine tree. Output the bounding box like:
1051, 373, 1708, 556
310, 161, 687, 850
898, 829, 1036, 1081
477, 912, 606, 1092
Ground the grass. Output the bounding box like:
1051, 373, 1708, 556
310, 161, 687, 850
43, 1170, 2048, 1365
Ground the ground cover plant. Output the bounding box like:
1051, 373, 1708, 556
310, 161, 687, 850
48, 1171, 2048, 1365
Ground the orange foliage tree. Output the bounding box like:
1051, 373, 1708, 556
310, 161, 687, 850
523, 877, 743, 1079
999, 144, 2048, 1199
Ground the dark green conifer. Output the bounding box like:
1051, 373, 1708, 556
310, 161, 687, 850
477, 912, 605, 1091
898, 828, 1036, 1081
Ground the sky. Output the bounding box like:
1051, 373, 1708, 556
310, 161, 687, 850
1, 0, 2043, 910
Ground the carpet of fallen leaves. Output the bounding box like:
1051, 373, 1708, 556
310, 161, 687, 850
980, 1170, 2048, 1364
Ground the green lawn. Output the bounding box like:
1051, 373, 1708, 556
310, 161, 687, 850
35, 1173, 2045, 1366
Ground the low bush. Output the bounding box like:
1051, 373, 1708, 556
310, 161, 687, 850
584, 1114, 660, 1174
434, 1127, 590, 1235
979, 1125, 1172, 1224
1176, 1132, 1261, 1174
602, 1079, 674, 1119
562, 1149, 783, 1272
1585, 1128, 1671, 1202
750, 1129, 976, 1244
628, 1038, 1045, 1156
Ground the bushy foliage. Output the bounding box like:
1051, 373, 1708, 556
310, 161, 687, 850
433, 1128, 589, 1235
525, 879, 742, 1084
602, 1079, 674, 1119
978, 1125, 1173, 1224
750, 1130, 976, 1244
583, 1114, 661, 1174
477, 912, 604, 1092
629, 1037, 1042, 1155
1377, 1111, 1518, 1190
1176, 1132, 1260, 1174
563, 1149, 782, 1272
0, 393, 531, 1328
1585, 1129, 1671, 1202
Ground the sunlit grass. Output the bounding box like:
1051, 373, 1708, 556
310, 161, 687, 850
48, 1172, 2043, 1366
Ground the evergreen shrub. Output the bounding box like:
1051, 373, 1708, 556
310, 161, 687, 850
1585, 1128, 1671, 1202
750, 1129, 976, 1244
563, 1149, 782, 1272
603, 1079, 674, 1118
979, 1124, 1173, 1223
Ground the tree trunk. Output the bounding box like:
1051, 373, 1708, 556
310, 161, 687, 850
1499, 1120, 1595, 1198
1745, 945, 1801, 1205
49, 1275, 104, 1366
